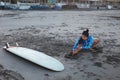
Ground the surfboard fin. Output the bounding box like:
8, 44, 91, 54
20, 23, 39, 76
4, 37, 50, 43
16, 42, 19, 47
6, 42, 10, 48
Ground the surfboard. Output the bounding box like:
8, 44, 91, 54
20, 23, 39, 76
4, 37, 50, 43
3, 45, 64, 71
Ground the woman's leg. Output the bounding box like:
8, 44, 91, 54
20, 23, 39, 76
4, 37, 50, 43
92, 38, 99, 48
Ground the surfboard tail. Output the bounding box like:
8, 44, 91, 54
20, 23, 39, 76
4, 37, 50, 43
4, 42, 19, 49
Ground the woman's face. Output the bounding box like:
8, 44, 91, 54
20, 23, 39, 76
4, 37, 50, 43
82, 35, 88, 40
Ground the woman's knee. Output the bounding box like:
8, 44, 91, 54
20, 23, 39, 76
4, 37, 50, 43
94, 38, 99, 44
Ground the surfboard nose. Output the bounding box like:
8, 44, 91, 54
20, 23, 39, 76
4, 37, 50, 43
52, 62, 64, 71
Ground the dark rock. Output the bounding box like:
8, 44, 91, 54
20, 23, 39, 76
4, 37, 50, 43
94, 62, 102, 67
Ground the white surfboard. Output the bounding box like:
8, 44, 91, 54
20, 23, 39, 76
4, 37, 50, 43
3, 45, 64, 71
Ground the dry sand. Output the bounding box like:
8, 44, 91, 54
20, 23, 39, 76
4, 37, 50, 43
0, 10, 120, 80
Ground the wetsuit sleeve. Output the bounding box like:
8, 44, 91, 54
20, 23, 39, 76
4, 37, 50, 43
82, 36, 94, 49
72, 37, 80, 51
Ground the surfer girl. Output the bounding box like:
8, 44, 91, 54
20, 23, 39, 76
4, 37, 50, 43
67, 29, 99, 57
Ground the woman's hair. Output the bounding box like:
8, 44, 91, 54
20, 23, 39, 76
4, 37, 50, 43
82, 29, 89, 37
78, 29, 89, 44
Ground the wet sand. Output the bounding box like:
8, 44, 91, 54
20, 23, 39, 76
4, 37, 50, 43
0, 10, 120, 80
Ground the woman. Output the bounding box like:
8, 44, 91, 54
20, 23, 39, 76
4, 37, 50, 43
68, 29, 99, 57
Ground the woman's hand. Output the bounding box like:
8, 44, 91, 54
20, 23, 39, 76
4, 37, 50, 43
73, 44, 82, 55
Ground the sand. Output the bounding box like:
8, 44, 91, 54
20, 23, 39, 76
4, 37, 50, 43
0, 10, 120, 80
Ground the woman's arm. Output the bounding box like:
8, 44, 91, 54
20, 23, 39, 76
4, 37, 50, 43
72, 37, 81, 51
73, 44, 82, 54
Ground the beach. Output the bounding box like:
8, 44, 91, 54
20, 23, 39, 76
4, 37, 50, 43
0, 10, 120, 80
